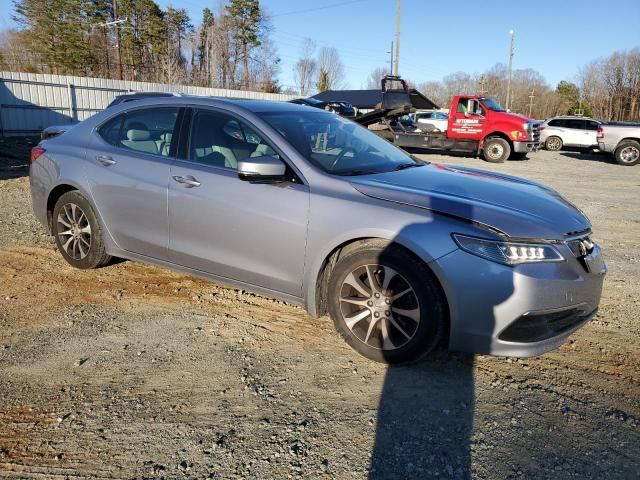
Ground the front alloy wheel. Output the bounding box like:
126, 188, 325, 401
327, 242, 445, 364
339, 264, 420, 351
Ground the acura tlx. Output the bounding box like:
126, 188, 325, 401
29, 97, 606, 363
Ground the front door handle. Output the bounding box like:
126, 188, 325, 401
172, 175, 201, 188
96, 155, 116, 166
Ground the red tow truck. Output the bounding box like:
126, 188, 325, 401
356, 76, 541, 162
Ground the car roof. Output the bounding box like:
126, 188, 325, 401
547, 115, 598, 121
110, 95, 311, 114
117, 91, 178, 98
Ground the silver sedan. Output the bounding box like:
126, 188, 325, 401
29, 97, 606, 363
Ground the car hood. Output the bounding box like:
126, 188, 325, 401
349, 163, 590, 239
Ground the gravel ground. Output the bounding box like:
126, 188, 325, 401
0, 147, 639, 479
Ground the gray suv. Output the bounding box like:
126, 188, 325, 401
29, 97, 606, 363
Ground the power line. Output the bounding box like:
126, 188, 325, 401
271, 30, 384, 56
271, 0, 370, 17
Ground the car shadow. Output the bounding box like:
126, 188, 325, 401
0, 81, 72, 179
558, 150, 616, 164
369, 183, 515, 479
0, 135, 40, 180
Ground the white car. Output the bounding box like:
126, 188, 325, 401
411, 110, 449, 132
539, 116, 602, 151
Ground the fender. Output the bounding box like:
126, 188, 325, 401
303, 225, 459, 316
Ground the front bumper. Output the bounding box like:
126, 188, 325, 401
513, 140, 541, 153
431, 243, 605, 357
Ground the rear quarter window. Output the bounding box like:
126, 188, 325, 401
548, 119, 565, 127
98, 114, 124, 146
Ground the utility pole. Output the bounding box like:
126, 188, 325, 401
528, 88, 535, 117
479, 75, 487, 96
388, 41, 394, 76
505, 29, 515, 111
394, 0, 400, 76
113, 0, 123, 80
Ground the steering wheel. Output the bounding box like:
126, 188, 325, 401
330, 147, 357, 170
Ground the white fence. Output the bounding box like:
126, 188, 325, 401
0, 71, 299, 136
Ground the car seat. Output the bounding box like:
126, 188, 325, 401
156, 132, 173, 156
121, 129, 159, 155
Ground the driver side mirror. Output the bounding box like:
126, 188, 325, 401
238, 155, 287, 182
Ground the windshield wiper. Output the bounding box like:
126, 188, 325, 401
394, 162, 424, 171
335, 169, 380, 176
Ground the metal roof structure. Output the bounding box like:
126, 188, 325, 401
311, 88, 439, 110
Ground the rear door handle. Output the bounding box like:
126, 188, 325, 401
172, 175, 201, 188
96, 155, 116, 166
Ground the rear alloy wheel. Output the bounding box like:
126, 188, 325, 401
614, 140, 640, 166
327, 243, 445, 364
483, 137, 511, 163
545, 136, 563, 151
53, 191, 111, 269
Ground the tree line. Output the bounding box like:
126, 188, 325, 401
411, 49, 640, 121
1, 0, 638, 121
1, 0, 282, 92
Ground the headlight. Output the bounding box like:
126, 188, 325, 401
452, 234, 564, 265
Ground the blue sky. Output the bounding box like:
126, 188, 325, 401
2, 0, 639, 89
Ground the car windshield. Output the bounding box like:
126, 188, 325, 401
258, 110, 422, 175
479, 97, 507, 112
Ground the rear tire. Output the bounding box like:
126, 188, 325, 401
482, 137, 510, 163
544, 136, 563, 151
327, 242, 446, 364
52, 191, 112, 269
614, 140, 640, 166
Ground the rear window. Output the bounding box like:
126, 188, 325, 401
97, 107, 179, 156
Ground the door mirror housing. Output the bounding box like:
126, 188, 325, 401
238, 155, 287, 181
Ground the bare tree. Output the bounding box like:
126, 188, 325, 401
316, 46, 345, 91
366, 66, 389, 89
417, 81, 447, 107
579, 49, 640, 121
292, 38, 316, 95
249, 36, 281, 92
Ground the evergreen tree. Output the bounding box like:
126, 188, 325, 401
225, 0, 261, 87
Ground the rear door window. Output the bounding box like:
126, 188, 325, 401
566, 119, 586, 130
98, 107, 179, 157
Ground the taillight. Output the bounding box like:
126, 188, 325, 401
538, 126, 546, 131
30, 147, 46, 163
596, 127, 604, 139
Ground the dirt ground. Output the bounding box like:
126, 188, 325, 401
0, 146, 638, 479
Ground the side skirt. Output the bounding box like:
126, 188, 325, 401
105, 248, 307, 309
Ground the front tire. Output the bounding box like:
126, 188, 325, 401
52, 191, 112, 269
614, 140, 640, 166
327, 242, 446, 364
482, 137, 510, 163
